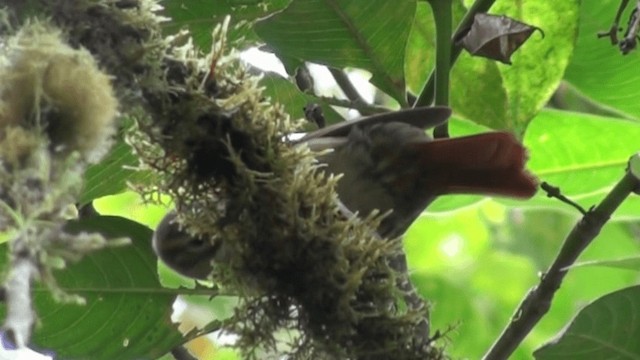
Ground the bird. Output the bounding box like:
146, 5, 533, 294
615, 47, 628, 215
151, 210, 224, 280
299, 106, 537, 238
152, 106, 538, 279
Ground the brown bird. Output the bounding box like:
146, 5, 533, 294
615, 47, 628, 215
300, 106, 537, 238
153, 106, 538, 279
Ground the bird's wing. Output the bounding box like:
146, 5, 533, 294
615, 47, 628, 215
297, 106, 451, 143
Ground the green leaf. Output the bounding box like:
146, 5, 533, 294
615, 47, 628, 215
569, 256, 640, 272
451, 51, 509, 129
161, 0, 289, 50
410, 0, 509, 127
405, 1, 437, 95
254, 0, 416, 103
261, 72, 343, 125
0, 216, 184, 360
534, 285, 640, 360
80, 140, 148, 206
452, 0, 579, 133
564, 0, 640, 120
514, 108, 640, 217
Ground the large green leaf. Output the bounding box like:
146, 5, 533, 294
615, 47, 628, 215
254, 0, 416, 103
450, 0, 579, 133
261, 72, 343, 125
405, 1, 438, 95
564, 0, 640, 119
450, 50, 509, 130
408, 1, 510, 130
492, 0, 579, 133
534, 285, 640, 359
519, 109, 640, 217
161, 0, 290, 50
80, 140, 148, 206
0, 216, 184, 360
569, 256, 640, 272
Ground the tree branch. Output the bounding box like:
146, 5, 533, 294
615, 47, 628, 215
483, 153, 640, 360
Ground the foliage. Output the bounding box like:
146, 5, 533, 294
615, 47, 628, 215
3, 0, 640, 359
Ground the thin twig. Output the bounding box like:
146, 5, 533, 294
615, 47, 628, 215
540, 182, 588, 215
482, 154, 640, 360
327, 68, 373, 114
313, 95, 389, 114
597, 0, 630, 44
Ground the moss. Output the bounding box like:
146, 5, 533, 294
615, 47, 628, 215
129, 20, 442, 359
0, 21, 118, 162
0, 19, 122, 308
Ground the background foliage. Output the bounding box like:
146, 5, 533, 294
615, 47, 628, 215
5, 0, 640, 359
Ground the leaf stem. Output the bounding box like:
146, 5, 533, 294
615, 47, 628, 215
424, 0, 453, 137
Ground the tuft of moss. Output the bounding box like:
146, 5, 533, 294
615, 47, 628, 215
44, 0, 165, 98
0, 20, 122, 305
0, 21, 118, 163
129, 19, 443, 360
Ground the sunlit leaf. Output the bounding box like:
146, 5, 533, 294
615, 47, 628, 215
515, 109, 640, 218
161, 0, 290, 50
535, 286, 640, 360
254, 0, 416, 103
568, 256, 640, 272
564, 0, 640, 120
451, 0, 579, 133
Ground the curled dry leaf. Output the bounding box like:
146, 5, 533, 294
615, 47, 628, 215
457, 13, 543, 65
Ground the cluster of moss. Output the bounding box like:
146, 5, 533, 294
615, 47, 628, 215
129, 18, 442, 359
0, 0, 159, 344
0, 20, 119, 306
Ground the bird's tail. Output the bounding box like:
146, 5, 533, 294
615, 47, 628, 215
410, 132, 538, 198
